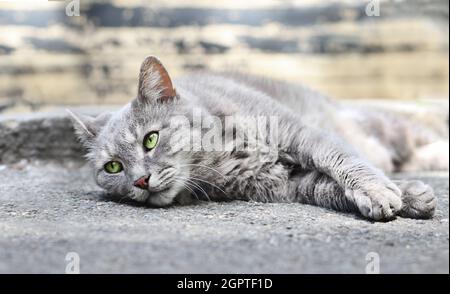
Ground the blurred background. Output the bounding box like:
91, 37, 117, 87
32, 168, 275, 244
0, 0, 448, 114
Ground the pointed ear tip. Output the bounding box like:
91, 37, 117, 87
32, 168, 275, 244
65, 108, 87, 122
143, 55, 161, 63
64, 109, 93, 134
65, 108, 78, 120
141, 55, 164, 69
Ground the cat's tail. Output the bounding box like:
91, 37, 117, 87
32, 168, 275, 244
399, 111, 449, 172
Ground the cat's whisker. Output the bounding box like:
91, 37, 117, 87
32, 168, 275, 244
182, 178, 211, 202
172, 179, 200, 201
187, 175, 227, 196
183, 185, 200, 201
178, 164, 226, 178
175, 176, 212, 202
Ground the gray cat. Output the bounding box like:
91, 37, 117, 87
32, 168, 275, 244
69, 56, 448, 221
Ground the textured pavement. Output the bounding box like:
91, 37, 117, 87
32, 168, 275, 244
0, 162, 448, 274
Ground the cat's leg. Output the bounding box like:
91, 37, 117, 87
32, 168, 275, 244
285, 126, 404, 221
289, 171, 358, 214
395, 180, 436, 219
290, 171, 436, 219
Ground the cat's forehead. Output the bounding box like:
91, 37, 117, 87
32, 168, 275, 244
94, 104, 166, 153
101, 103, 161, 131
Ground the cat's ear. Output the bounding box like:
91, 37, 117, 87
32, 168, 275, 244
135, 55, 177, 105
66, 109, 111, 146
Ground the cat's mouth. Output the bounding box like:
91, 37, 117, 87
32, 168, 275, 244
131, 172, 181, 207
134, 172, 175, 193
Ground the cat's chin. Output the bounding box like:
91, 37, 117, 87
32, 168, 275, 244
126, 185, 178, 207
146, 193, 175, 207
127, 177, 189, 207
143, 186, 181, 207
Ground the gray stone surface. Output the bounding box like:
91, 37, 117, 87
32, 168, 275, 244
0, 162, 448, 274
0, 106, 448, 273
0, 107, 116, 164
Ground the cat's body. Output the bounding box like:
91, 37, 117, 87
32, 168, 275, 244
69, 56, 447, 221
176, 71, 448, 174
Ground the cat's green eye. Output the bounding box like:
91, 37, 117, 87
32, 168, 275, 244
104, 161, 123, 174
144, 131, 159, 151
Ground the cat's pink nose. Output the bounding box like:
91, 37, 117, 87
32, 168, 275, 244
134, 175, 150, 190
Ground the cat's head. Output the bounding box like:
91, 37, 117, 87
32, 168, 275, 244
68, 56, 193, 206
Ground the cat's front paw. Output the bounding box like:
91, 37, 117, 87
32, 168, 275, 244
346, 181, 402, 221
397, 180, 436, 219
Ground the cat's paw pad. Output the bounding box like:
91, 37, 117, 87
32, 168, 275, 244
397, 180, 436, 219
346, 182, 402, 221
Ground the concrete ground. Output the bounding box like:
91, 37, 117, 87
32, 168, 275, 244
0, 162, 448, 274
